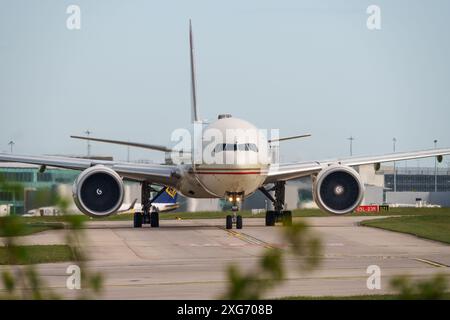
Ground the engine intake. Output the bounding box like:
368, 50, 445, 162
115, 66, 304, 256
73, 166, 124, 217
313, 165, 364, 215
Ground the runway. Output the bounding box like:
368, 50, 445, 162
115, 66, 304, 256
3, 216, 450, 299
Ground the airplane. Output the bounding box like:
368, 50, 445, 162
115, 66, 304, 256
23, 188, 178, 218
118, 187, 180, 215
1, 20, 450, 230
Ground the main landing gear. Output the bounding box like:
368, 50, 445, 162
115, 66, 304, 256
225, 193, 243, 230
133, 182, 162, 228
259, 181, 292, 227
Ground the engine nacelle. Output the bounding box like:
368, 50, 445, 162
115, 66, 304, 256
73, 166, 124, 217
313, 165, 364, 215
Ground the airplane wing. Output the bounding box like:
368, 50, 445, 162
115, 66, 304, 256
265, 148, 450, 184
70, 136, 177, 153
268, 133, 311, 143
0, 153, 179, 186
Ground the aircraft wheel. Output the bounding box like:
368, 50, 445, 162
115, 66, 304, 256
236, 215, 243, 229
265, 211, 275, 226
226, 215, 233, 229
150, 212, 159, 228
133, 212, 143, 228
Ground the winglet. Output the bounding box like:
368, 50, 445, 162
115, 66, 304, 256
189, 19, 199, 123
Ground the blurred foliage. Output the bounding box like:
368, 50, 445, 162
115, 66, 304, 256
0, 176, 103, 299
225, 249, 284, 300
283, 222, 321, 271
0, 214, 59, 299
391, 274, 449, 300
222, 220, 321, 299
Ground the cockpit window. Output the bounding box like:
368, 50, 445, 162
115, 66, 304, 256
213, 143, 259, 153
247, 144, 258, 152
225, 144, 236, 151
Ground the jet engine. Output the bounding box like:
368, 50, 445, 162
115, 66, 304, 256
72, 166, 124, 217
313, 165, 364, 215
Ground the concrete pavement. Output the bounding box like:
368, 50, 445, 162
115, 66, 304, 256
1, 216, 450, 299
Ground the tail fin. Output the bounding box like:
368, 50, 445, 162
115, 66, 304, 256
154, 187, 178, 204
189, 19, 199, 123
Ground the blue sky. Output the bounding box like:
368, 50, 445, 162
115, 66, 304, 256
1, 0, 449, 167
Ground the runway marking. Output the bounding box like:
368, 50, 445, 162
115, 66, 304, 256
189, 243, 221, 247
219, 228, 275, 249
325, 242, 345, 247
413, 258, 449, 268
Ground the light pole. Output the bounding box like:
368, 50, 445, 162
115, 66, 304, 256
127, 140, 130, 162
393, 138, 397, 192
84, 130, 92, 157
8, 140, 15, 154
347, 136, 355, 156
434, 139, 438, 192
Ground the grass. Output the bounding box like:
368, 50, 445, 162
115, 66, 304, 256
77, 207, 450, 220
0, 222, 65, 237
124, 207, 450, 220
2, 207, 450, 224
105, 207, 450, 221
361, 214, 450, 244
0, 245, 75, 265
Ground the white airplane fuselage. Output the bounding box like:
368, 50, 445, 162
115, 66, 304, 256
177, 116, 270, 199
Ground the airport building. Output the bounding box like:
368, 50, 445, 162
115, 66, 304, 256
0, 163, 79, 214
381, 167, 450, 192
354, 165, 450, 207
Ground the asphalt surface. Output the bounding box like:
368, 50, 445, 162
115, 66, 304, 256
2, 216, 450, 299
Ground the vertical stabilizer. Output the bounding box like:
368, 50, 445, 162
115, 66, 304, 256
189, 19, 199, 123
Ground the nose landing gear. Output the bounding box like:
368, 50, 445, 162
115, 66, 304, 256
225, 193, 243, 229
